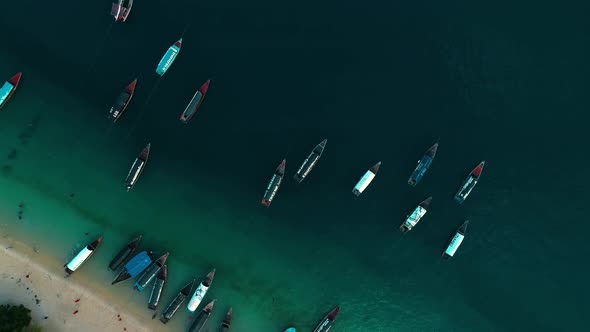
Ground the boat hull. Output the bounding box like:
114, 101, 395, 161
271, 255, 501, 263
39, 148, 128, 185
108, 247, 133, 271
156, 40, 182, 76
0, 72, 22, 110
111, 250, 153, 285
262, 160, 286, 207
65, 237, 102, 275
160, 280, 194, 324
454, 162, 484, 204
148, 266, 167, 310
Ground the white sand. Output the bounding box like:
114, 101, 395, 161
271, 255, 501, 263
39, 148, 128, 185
0, 235, 170, 332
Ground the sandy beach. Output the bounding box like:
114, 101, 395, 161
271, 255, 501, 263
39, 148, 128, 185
0, 234, 169, 332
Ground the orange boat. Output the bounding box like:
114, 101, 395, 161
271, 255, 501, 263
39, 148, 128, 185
0, 72, 22, 110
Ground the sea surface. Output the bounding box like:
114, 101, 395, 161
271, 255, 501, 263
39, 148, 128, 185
0, 0, 588, 331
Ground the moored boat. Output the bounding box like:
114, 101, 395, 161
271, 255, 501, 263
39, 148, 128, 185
156, 39, 182, 76
0, 72, 22, 110
352, 162, 381, 196
187, 299, 216, 332
219, 307, 232, 332
284, 328, 297, 332
160, 279, 195, 324
294, 139, 327, 183
313, 306, 340, 332
180, 80, 211, 123
148, 264, 167, 310
187, 269, 216, 312
408, 141, 438, 186
111, 0, 134, 22
108, 235, 142, 271
134, 252, 169, 291
112, 250, 154, 285
261, 159, 286, 207
454, 161, 485, 204
64, 236, 103, 276
443, 220, 469, 259
125, 143, 151, 191
108, 79, 137, 122
400, 196, 432, 233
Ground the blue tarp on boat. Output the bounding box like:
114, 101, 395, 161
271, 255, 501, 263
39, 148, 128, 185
124, 251, 152, 277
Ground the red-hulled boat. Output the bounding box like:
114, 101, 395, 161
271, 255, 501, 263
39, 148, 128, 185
108, 79, 137, 122
454, 161, 485, 204
180, 80, 211, 123
313, 306, 341, 332
0, 72, 22, 110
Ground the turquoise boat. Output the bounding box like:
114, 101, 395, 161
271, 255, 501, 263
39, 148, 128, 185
0, 72, 22, 110
284, 328, 296, 332
156, 38, 182, 76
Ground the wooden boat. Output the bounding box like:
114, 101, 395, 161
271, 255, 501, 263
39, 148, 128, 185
400, 197, 432, 233
261, 159, 286, 207
0, 72, 22, 110
443, 220, 469, 259
219, 308, 232, 332
352, 162, 381, 196
187, 299, 216, 332
125, 143, 151, 191
160, 279, 195, 324
454, 161, 485, 203
108, 235, 142, 271
180, 80, 211, 123
148, 264, 167, 310
187, 269, 216, 312
156, 39, 182, 76
134, 252, 169, 291
313, 306, 340, 332
111, 0, 133, 22
111, 250, 154, 285
108, 79, 137, 122
408, 141, 438, 186
64, 236, 103, 276
294, 139, 327, 183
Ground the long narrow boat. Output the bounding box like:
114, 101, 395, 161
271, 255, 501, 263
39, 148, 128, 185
261, 159, 286, 207
148, 264, 167, 310
180, 80, 211, 123
352, 162, 381, 196
454, 161, 485, 204
313, 306, 340, 332
134, 252, 169, 291
111, 0, 134, 22
187, 269, 216, 312
160, 279, 195, 324
443, 220, 469, 259
108, 235, 142, 271
400, 196, 432, 233
219, 308, 233, 332
294, 139, 327, 183
108, 79, 137, 122
125, 143, 151, 191
156, 39, 182, 76
0, 72, 22, 110
112, 250, 154, 285
64, 236, 103, 276
408, 141, 439, 186
187, 300, 216, 332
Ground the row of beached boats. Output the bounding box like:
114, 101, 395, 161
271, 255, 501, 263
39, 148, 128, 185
259, 140, 484, 258
62, 234, 340, 331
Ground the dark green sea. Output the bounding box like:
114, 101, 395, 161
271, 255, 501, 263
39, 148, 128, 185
0, 0, 588, 331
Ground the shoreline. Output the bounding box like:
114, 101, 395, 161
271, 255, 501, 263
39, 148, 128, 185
0, 234, 169, 332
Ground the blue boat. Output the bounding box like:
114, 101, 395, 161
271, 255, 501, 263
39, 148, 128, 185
134, 252, 169, 291
408, 142, 439, 187
111, 250, 154, 285
156, 38, 182, 76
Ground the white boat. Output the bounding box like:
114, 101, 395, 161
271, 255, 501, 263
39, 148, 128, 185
187, 269, 215, 312
352, 162, 381, 196
443, 221, 469, 259
400, 197, 432, 233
